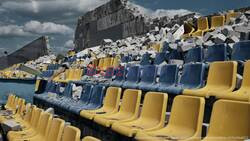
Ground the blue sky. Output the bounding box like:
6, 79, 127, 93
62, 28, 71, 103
0, 0, 249, 56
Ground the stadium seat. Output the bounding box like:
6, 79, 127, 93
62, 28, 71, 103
192, 17, 209, 37
137, 65, 157, 91
154, 52, 166, 65
135, 95, 205, 141
184, 47, 204, 63
98, 58, 104, 70
204, 44, 228, 62
7, 108, 43, 141
183, 61, 237, 97
182, 22, 195, 38
69, 85, 105, 115
65, 84, 93, 112
94, 89, 142, 128
112, 55, 121, 68
110, 66, 125, 87
46, 118, 65, 141
209, 15, 225, 30
201, 100, 250, 141
104, 67, 114, 79
103, 58, 113, 70
140, 53, 151, 66
122, 66, 140, 89
226, 12, 240, 24
157, 64, 179, 92
11, 112, 53, 141
80, 87, 122, 120
217, 60, 250, 101
4, 94, 15, 110
121, 56, 132, 63
82, 136, 101, 141
111, 92, 168, 137
62, 126, 81, 141
166, 49, 183, 61
159, 63, 205, 95
231, 40, 250, 61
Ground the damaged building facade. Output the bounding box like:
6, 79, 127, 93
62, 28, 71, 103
74, 0, 148, 51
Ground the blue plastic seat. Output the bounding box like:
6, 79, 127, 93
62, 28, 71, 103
140, 53, 151, 65
184, 47, 204, 63
63, 84, 93, 111
41, 70, 54, 78
205, 44, 228, 62
122, 66, 140, 89
166, 49, 183, 61
157, 64, 179, 92
110, 66, 125, 87
161, 41, 170, 52
137, 65, 157, 91
34, 82, 58, 102
121, 56, 132, 63
154, 53, 166, 65
231, 40, 250, 61
69, 85, 105, 115
104, 67, 114, 79
159, 63, 205, 95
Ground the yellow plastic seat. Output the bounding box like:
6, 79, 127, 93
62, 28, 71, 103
98, 58, 104, 70
191, 17, 209, 37
46, 118, 65, 141
14, 103, 33, 126
80, 87, 122, 120
226, 12, 240, 24
62, 126, 81, 141
82, 136, 101, 141
217, 60, 250, 101
202, 100, 250, 141
12, 112, 53, 141
103, 58, 113, 70
182, 22, 195, 38
7, 108, 43, 141
183, 61, 237, 98
112, 56, 121, 68
111, 92, 168, 137
4, 94, 14, 109
94, 89, 142, 128
135, 95, 205, 141
209, 15, 225, 31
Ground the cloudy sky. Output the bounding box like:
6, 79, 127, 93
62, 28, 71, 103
0, 0, 249, 56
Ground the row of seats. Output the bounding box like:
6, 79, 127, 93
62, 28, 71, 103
34, 82, 106, 115
183, 11, 239, 37
53, 68, 83, 83
111, 63, 205, 95
46, 64, 60, 70
141, 41, 250, 66
93, 56, 120, 70
79, 90, 249, 140
2, 94, 99, 141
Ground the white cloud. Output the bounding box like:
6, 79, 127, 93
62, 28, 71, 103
0, 21, 73, 37
1, 0, 109, 14
0, 25, 31, 36
64, 40, 74, 48
24, 20, 73, 35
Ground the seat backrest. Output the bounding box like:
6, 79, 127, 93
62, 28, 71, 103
103, 58, 113, 70
86, 67, 97, 76
205, 44, 227, 62
211, 15, 225, 28
154, 53, 166, 65
102, 87, 122, 110
119, 89, 142, 115
62, 83, 73, 98
104, 67, 114, 79
204, 100, 249, 140
184, 47, 204, 63
31, 108, 43, 128
88, 85, 105, 106
206, 61, 237, 88
240, 60, 250, 88
197, 17, 209, 31
166, 50, 183, 60
80, 84, 93, 103
183, 22, 194, 34
62, 126, 81, 141
232, 41, 250, 61
140, 65, 157, 83
17, 98, 25, 115
23, 104, 34, 122
82, 136, 101, 141
168, 95, 205, 138
113, 56, 120, 67
98, 58, 104, 68
121, 56, 132, 63
46, 118, 65, 141
114, 66, 125, 81
126, 66, 140, 82
140, 53, 151, 65
179, 63, 205, 88
37, 112, 53, 136
226, 12, 240, 23
139, 92, 168, 125
5, 94, 12, 107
